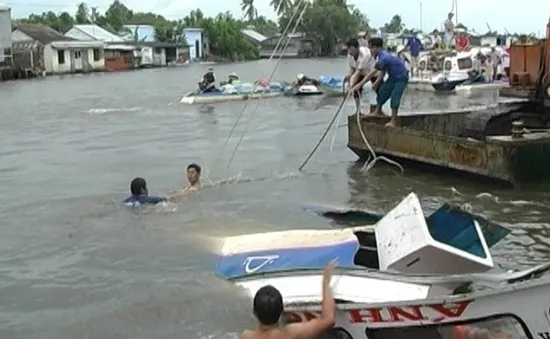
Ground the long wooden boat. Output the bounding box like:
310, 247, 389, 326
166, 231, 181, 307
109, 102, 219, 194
180, 90, 285, 104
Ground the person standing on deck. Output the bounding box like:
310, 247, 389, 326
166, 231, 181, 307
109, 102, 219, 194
443, 13, 455, 50
238, 263, 335, 339
344, 38, 378, 114
364, 37, 409, 128
405, 32, 422, 77
489, 47, 501, 81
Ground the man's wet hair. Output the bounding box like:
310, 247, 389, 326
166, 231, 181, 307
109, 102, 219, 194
130, 177, 147, 195
187, 163, 202, 174
345, 38, 359, 48
369, 37, 384, 48
253, 285, 283, 325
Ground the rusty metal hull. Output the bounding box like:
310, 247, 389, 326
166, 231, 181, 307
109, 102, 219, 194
347, 112, 550, 184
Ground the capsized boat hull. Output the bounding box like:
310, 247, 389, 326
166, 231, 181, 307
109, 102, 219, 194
180, 90, 285, 104
275, 264, 550, 339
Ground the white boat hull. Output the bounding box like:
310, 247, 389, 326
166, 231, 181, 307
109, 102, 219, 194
280, 265, 550, 339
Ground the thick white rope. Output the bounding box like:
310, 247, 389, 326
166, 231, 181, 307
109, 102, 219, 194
206, 2, 306, 178
225, 1, 309, 169
299, 91, 353, 171
355, 104, 404, 173
302, 83, 404, 174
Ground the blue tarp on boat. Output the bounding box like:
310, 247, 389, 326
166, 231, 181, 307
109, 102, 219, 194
216, 238, 361, 280
196, 82, 289, 96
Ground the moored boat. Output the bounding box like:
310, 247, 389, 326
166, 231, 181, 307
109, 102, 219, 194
214, 192, 550, 339
293, 84, 324, 96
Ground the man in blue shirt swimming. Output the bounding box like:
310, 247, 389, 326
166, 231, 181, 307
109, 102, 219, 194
364, 37, 409, 128
123, 177, 167, 206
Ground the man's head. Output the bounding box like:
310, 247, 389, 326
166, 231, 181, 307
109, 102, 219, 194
130, 177, 148, 196
346, 38, 360, 57
186, 163, 201, 185
253, 285, 283, 326
368, 37, 384, 57
208, 66, 214, 73
447, 12, 454, 19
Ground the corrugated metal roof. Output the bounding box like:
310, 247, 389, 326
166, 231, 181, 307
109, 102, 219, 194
73, 24, 125, 42
16, 24, 75, 44
241, 29, 267, 43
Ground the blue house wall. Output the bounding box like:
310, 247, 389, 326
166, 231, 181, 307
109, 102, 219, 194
184, 28, 203, 60
122, 25, 156, 42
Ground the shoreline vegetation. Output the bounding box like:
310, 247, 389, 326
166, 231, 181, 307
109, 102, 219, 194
13, 0, 537, 62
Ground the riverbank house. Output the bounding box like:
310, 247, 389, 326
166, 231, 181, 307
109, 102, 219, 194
122, 25, 190, 67
11, 24, 104, 75
260, 33, 316, 58
65, 24, 139, 71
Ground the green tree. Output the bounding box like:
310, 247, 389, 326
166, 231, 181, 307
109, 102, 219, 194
270, 0, 293, 16
456, 23, 467, 31
247, 16, 279, 36
104, 0, 133, 33
278, 0, 362, 56
384, 14, 404, 33
193, 11, 259, 61
75, 3, 90, 24
241, 0, 257, 22
17, 2, 259, 61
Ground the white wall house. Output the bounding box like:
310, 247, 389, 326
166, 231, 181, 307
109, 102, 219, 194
12, 24, 104, 74
43, 41, 104, 74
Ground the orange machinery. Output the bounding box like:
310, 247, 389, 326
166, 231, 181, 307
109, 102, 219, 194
508, 16, 550, 99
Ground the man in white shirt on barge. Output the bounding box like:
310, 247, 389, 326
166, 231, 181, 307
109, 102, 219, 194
344, 38, 379, 115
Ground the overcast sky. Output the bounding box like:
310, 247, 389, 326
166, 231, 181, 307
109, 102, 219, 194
3, 0, 549, 36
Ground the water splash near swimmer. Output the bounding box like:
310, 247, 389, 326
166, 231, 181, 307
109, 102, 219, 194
201, 170, 305, 189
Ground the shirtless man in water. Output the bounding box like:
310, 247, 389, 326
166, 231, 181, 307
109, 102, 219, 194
169, 163, 202, 200
239, 263, 335, 339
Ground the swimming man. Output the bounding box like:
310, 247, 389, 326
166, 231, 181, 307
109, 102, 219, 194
345, 38, 377, 114
239, 263, 335, 339
123, 177, 167, 206
169, 163, 202, 200
365, 37, 409, 127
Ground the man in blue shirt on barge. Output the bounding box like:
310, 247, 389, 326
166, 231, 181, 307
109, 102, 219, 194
123, 177, 167, 207
405, 32, 422, 77
365, 37, 409, 128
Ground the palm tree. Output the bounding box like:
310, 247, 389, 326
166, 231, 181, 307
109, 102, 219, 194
241, 0, 257, 21
270, 0, 292, 16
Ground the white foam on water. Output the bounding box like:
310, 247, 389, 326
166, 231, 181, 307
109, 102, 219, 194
83, 107, 142, 115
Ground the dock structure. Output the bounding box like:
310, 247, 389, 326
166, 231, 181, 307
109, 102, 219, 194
347, 101, 550, 186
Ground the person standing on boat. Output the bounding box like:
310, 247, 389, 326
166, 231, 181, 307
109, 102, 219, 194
344, 38, 378, 114
489, 47, 501, 81
405, 32, 422, 77
238, 263, 335, 339
365, 37, 409, 128
443, 12, 455, 50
